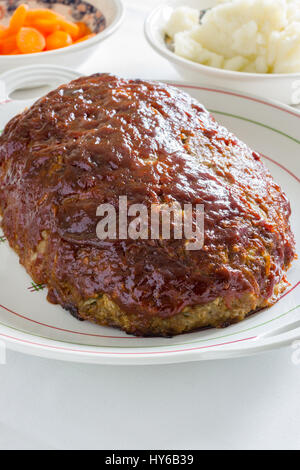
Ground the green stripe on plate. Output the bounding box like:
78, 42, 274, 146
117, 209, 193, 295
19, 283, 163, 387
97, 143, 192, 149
209, 110, 300, 145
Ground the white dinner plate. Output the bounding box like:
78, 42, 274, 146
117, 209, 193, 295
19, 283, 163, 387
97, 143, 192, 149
0, 65, 299, 365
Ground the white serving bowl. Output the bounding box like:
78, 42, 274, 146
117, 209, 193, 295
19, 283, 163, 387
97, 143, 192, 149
144, 0, 300, 105
0, 0, 124, 72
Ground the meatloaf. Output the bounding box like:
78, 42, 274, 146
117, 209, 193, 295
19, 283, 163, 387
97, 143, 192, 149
0, 74, 295, 336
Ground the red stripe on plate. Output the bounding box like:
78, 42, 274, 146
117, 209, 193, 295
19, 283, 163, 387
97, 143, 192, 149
169, 84, 300, 119
261, 153, 300, 183
0, 332, 257, 355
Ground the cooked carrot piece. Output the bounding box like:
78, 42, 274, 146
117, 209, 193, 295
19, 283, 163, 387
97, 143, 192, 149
30, 19, 60, 35
0, 5, 91, 54
58, 19, 79, 40
75, 33, 96, 44
75, 21, 91, 39
0, 25, 7, 39
1, 35, 18, 54
46, 30, 72, 50
8, 4, 28, 34
26, 9, 60, 22
17, 27, 46, 53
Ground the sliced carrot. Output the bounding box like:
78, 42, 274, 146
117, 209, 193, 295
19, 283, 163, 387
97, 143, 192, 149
26, 8, 60, 22
0, 5, 91, 55
30, 18, 60, 35
0, 25, 7, 39
75, 21, 91, 39
75, 33, 96, 44
46, 30, 72, 50
17, 27, 46, 53
8, 4, 28, 35
1, 35, 18, 54
58, 19, 79, 40
9, 48, 21, 55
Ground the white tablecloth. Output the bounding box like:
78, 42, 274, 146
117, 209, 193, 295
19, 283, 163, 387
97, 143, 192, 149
0, 0, 300, 450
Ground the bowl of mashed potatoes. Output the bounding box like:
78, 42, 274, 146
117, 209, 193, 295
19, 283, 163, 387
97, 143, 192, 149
144, 0, 300, 105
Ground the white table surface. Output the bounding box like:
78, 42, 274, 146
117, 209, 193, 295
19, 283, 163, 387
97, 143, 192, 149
0, 0, 300, 450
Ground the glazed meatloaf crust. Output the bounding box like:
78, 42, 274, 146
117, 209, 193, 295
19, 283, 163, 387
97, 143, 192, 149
0, 74, 295, 336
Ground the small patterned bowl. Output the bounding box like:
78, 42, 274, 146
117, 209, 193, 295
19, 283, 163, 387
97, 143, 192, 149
0, 0, 124, 71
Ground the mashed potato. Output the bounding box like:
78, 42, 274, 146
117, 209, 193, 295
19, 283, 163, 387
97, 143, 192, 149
164, 0, 300, 73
